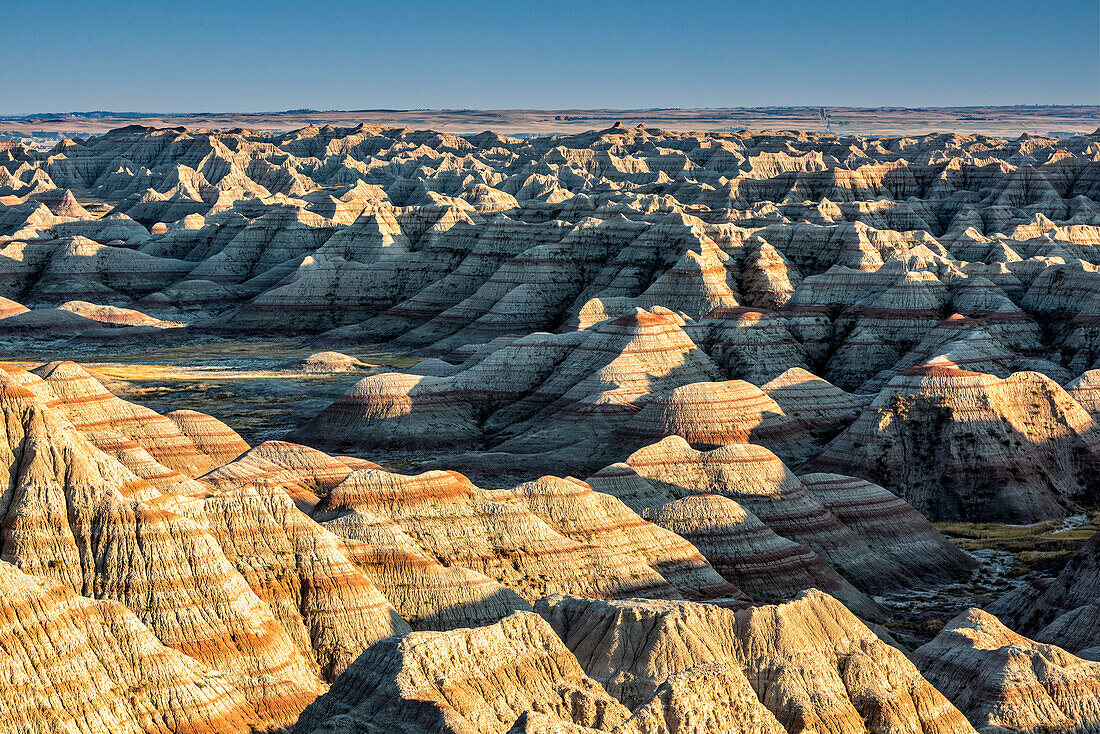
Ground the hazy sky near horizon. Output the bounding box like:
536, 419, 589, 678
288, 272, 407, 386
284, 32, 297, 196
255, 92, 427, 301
3, 0, 1097, 114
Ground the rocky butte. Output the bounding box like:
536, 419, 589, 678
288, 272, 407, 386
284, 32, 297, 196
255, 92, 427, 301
2, 121, 1100, 732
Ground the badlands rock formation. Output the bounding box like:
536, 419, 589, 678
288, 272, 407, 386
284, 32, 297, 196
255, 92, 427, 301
6, 122, 1100, 732
806, 362, 1100, 521
0, 560, 263, 734
588, 437, 976, 600
989, 531, 1100, 656
915, 608, 1100, 734
536, 592, 975, 734
296, 591, 977, 734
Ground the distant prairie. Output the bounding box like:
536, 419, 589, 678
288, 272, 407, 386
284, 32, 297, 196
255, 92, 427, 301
3, 105, 1100, 140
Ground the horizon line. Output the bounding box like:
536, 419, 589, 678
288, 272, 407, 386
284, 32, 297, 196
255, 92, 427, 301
4, 104, 1100, 119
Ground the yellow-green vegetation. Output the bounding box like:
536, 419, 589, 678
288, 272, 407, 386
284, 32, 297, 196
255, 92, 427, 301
90, 338, 330, 365
0, 341, 428, 449
361, 351, 424, 369
934, 514, 1100, 576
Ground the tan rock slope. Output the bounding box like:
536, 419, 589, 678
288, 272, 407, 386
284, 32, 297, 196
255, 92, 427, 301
6, 121, 1100, 733
914, 608, 1100, 734
587, 437, 975, 603
32, 360, 249, 480
311, 466, 731, 605
0, 369, 326, 728
0, 560, 263, 734
296, 591, 976, 734
292, 612, 633, 734
806, 361, 1100, 521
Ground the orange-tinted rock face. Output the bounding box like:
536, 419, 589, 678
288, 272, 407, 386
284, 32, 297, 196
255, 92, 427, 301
32, 360, 246, 480
0, 560, 264, 734
6, 122, 1100, 733
199, 440, 367, 511
0, 370, 325, 729
587, 436, 973, 601
312, 466, 690, 605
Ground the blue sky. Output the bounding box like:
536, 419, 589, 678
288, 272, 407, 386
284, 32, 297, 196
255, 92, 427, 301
3, 0, 1096, 113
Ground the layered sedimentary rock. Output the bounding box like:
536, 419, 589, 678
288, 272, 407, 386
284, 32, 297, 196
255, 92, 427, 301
319, 506, 532, 631
587, 437, 972, 599
1068, 369, 1100, 418
491, 476, 745, 602
646, 493, 872, 609
538, 592, 975, 734
292, 612, 633, 734
32, 360, 247, 480
296, 590, 977, 734
615, 379, 818, 465
312, 466, 706, 604
179, 478, 411, 681
0, 560, 263, 734
915, 608, 1100, 734
5, 125, 1100, 525
989, 531, 1100, 655
199, 440, 371, 510
6, 121, 1100, 733
0, 369, 324, 728
806, 361, 1100, 521
293, 308, 724, 468
760, 367, 867, 440
798, 472, 978, 582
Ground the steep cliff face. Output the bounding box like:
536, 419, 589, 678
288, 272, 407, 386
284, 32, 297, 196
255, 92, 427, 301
0, 560, 262, 734
0, 368, 416, 727
807, 363, 1100, 522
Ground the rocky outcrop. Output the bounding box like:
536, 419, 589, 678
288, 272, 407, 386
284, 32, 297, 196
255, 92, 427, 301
292, 612, 633, 734
538, 592, 976, 734
0, 369, 324, 728
806, 362, 1100, 521
32, 360, 246, 480
291, 351, 376, 373
311, 467, 696, 604
915, 608, 1100, 734
588, 437, 972, 598
0, 560, 263, 734
989, 531, 1100, 655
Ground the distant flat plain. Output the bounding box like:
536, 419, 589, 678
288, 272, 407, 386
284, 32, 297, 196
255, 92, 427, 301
3, 106, 1099, 139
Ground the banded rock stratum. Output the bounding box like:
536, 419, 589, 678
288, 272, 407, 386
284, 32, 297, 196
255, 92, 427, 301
4, 121, 1100, 732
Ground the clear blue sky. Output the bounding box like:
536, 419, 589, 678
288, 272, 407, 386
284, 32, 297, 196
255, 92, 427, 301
3, 0, 1097, 113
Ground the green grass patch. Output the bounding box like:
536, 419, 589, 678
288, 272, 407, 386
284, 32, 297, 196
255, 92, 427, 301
934, 515, 1100, 576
